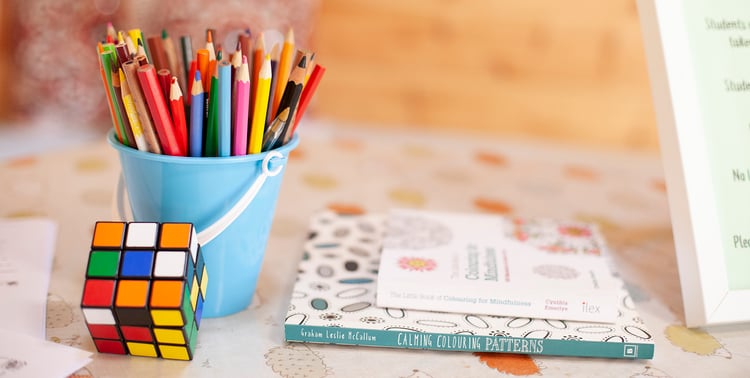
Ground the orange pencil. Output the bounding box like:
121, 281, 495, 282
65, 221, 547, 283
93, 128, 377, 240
272, 27, 294, 116
196, 49, 210, 92
205, 29, 216, 61
250, 32, 265, 119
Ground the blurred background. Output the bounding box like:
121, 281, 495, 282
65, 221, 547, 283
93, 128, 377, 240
0, 0, 659, 157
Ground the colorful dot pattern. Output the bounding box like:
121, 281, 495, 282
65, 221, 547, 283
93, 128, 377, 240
81, 221, 207, 361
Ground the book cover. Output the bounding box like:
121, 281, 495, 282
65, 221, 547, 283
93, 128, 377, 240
283, 211, 655, 359
376, 208, 622, 323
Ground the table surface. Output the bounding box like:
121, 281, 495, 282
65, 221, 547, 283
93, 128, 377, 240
1, 121, 748, 377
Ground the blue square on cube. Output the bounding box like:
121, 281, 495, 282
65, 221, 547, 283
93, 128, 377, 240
120, 251, 155, 278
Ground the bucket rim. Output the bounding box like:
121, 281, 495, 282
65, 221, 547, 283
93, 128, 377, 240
107, 129, 299, 165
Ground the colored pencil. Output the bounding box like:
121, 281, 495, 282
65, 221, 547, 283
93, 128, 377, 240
119, 68, 148, 152
266, 43, 280, 126
157, 68, 172, 106
122, 60, 162, 154
196, 49, 210, 92
276, 54, 307, 144
128, 29, 148, 61
162, 29, 182, 90
217, 60, 232, 157
147, 36, 168, 71
169, 77, 189, 154
180, 35, 193, 93
272, 27, 295, 116
251, 32, 265, 121
206, 29, 216, 61
137, 64, 184, 156
249, 54, 271, 154
204, 62, 220, 157
189, 71, 205, 157
99, 45, 130, 147
233, 56, 251, 156
186, 59, 197, 106
262, 107, 289, 152
110, 62, 136, 147
291, 64, 326, 134
230, 41, 244, 128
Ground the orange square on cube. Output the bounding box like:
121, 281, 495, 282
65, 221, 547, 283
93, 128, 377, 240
151, 280, 185, 308
92, 222, 126, 249
115, 280, 150, 307
160, 223, 192, 249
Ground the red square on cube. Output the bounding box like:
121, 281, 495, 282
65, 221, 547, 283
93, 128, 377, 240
120, 325, 154, 342
87, 324, 120, 340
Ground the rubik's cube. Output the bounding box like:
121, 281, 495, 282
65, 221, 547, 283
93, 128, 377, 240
81, 221, 208, 360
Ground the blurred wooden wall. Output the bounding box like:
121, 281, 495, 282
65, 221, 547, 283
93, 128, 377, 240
310, 0, 659, 153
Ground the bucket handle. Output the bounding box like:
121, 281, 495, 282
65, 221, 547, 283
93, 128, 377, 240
115, 150, 287, 246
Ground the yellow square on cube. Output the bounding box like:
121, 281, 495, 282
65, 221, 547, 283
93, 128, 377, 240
153, 328, 186, 345
190, 276, 199, 311
127, 342, 158, 357
159, 345, 190, 361
200, 268, 208, 297
151, 309, 184, 326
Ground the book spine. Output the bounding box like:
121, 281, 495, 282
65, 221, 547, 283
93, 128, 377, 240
285, 325, 654, 359
376, 285, 619, 323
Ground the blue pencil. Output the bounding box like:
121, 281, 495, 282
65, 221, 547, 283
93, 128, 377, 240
217, 61, 232, 157
189, 71, 205, 157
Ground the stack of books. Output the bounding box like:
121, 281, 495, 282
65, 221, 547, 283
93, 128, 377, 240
283, 209, 654, 359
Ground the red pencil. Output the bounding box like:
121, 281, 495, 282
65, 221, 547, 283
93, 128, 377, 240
137, 64, 185, 156
169, 77, 189, 154
291, 64, 325, 134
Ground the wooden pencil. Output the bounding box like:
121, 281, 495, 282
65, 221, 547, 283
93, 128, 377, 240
147, 35, 168, 71
249, 54, 271, 154
189, 71, 205, 157
217, 60, 232, 157
137, 63, 184, 156
266, 43, 280, 126
162, 30, 182, 90
272, 27, 295, 116
204, 61, 220, 157
275, 54, 307, 144
110, 62, 136, 147
119, 68, 148, 152
251, 32, 265, 121
291, 64, 326, 134
122, 60, 162, 154
169, 77, 189, 154
180, 35, 193, 94
233, 56, 251, 156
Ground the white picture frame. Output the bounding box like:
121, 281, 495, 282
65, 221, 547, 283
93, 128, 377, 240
637, 0, 750, 327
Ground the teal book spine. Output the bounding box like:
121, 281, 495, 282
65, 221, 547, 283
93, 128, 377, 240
285, 324, 654, 359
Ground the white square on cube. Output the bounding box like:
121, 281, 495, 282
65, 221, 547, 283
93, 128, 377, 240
125, 223, 158, 248
82, 308, 116, 325
154, 251, 187, 277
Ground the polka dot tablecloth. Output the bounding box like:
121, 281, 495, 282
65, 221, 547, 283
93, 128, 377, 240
1, 121, 748, 377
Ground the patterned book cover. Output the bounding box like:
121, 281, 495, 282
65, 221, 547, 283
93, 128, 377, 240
377, 208, 622, 323
284, 211, 655, 359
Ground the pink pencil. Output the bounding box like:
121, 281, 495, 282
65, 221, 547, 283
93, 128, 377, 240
233, 56, 251, 156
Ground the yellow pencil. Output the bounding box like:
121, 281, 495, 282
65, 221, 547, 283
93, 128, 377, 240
249, 54, 272, 154
272, 27, 294, 116
119, 68, 148, 152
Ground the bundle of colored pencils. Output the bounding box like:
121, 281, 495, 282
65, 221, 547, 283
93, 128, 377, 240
97, 23, 325, 157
